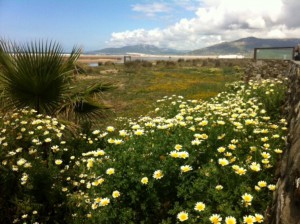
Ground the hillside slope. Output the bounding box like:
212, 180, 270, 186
189, 37, 299, 55
87, 44, 186, 55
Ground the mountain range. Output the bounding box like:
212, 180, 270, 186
189, 37, 299, 56
87, 44, 187, 55
86, 37, 300, 56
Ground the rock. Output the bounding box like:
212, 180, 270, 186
268, 61, 300, 224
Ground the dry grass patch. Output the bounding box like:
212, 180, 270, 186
77, 62, 243, 127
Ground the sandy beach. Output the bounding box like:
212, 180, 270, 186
76, 54, 233, 65
77, 55, 123, 64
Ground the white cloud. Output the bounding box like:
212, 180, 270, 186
172, 0, 202, 11
246, 18, 266, 29
108, 0, 300, 50
132, 3, 171, 17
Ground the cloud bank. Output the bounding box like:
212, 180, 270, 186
107, 0, 300, 50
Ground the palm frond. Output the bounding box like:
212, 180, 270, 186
55, 81, 114, 122
73, 98, 110, 122
57, 97, 110, 123
84, 82, 116, 95
0, 39, 114, 126
0, 39, 81, 114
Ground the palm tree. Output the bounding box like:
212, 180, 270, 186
0, 39, 112, 124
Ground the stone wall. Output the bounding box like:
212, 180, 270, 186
268, 62, 300, 224
243, 59, 292, 81
241, 60, 300, 223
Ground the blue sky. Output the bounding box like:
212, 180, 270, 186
1, 0, 299, 52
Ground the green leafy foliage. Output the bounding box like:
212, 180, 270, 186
0, 109, 85, 223
0, 40, 80, 114
0, 78, 287, 223
0, 39, 114, 126
66, 78, 287, 223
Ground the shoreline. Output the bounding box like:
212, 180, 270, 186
76, 54, 246, 64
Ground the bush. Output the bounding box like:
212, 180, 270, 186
0, 109, 84, 223
177, 58, 185, 63
166, 61, 176, 68
0, 78, 288, 223
67, 78, 287, 223
104, 61, 115, 66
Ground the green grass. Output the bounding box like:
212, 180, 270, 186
77, 60, 246, 127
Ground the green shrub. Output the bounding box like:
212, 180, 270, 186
0, 109, 83, 223
0, 78, 288, 223
104, 61, 115, 66
67, 78, 287, 223
166, 61, 176, 68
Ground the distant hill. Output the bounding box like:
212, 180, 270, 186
86, 37, 300, 56
87, 44, 187, 55
188, 37, 300, 56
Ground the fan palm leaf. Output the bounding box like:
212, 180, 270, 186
0, 39, 115, 126
57, 82, 114, 123
0, 39, 81, 114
